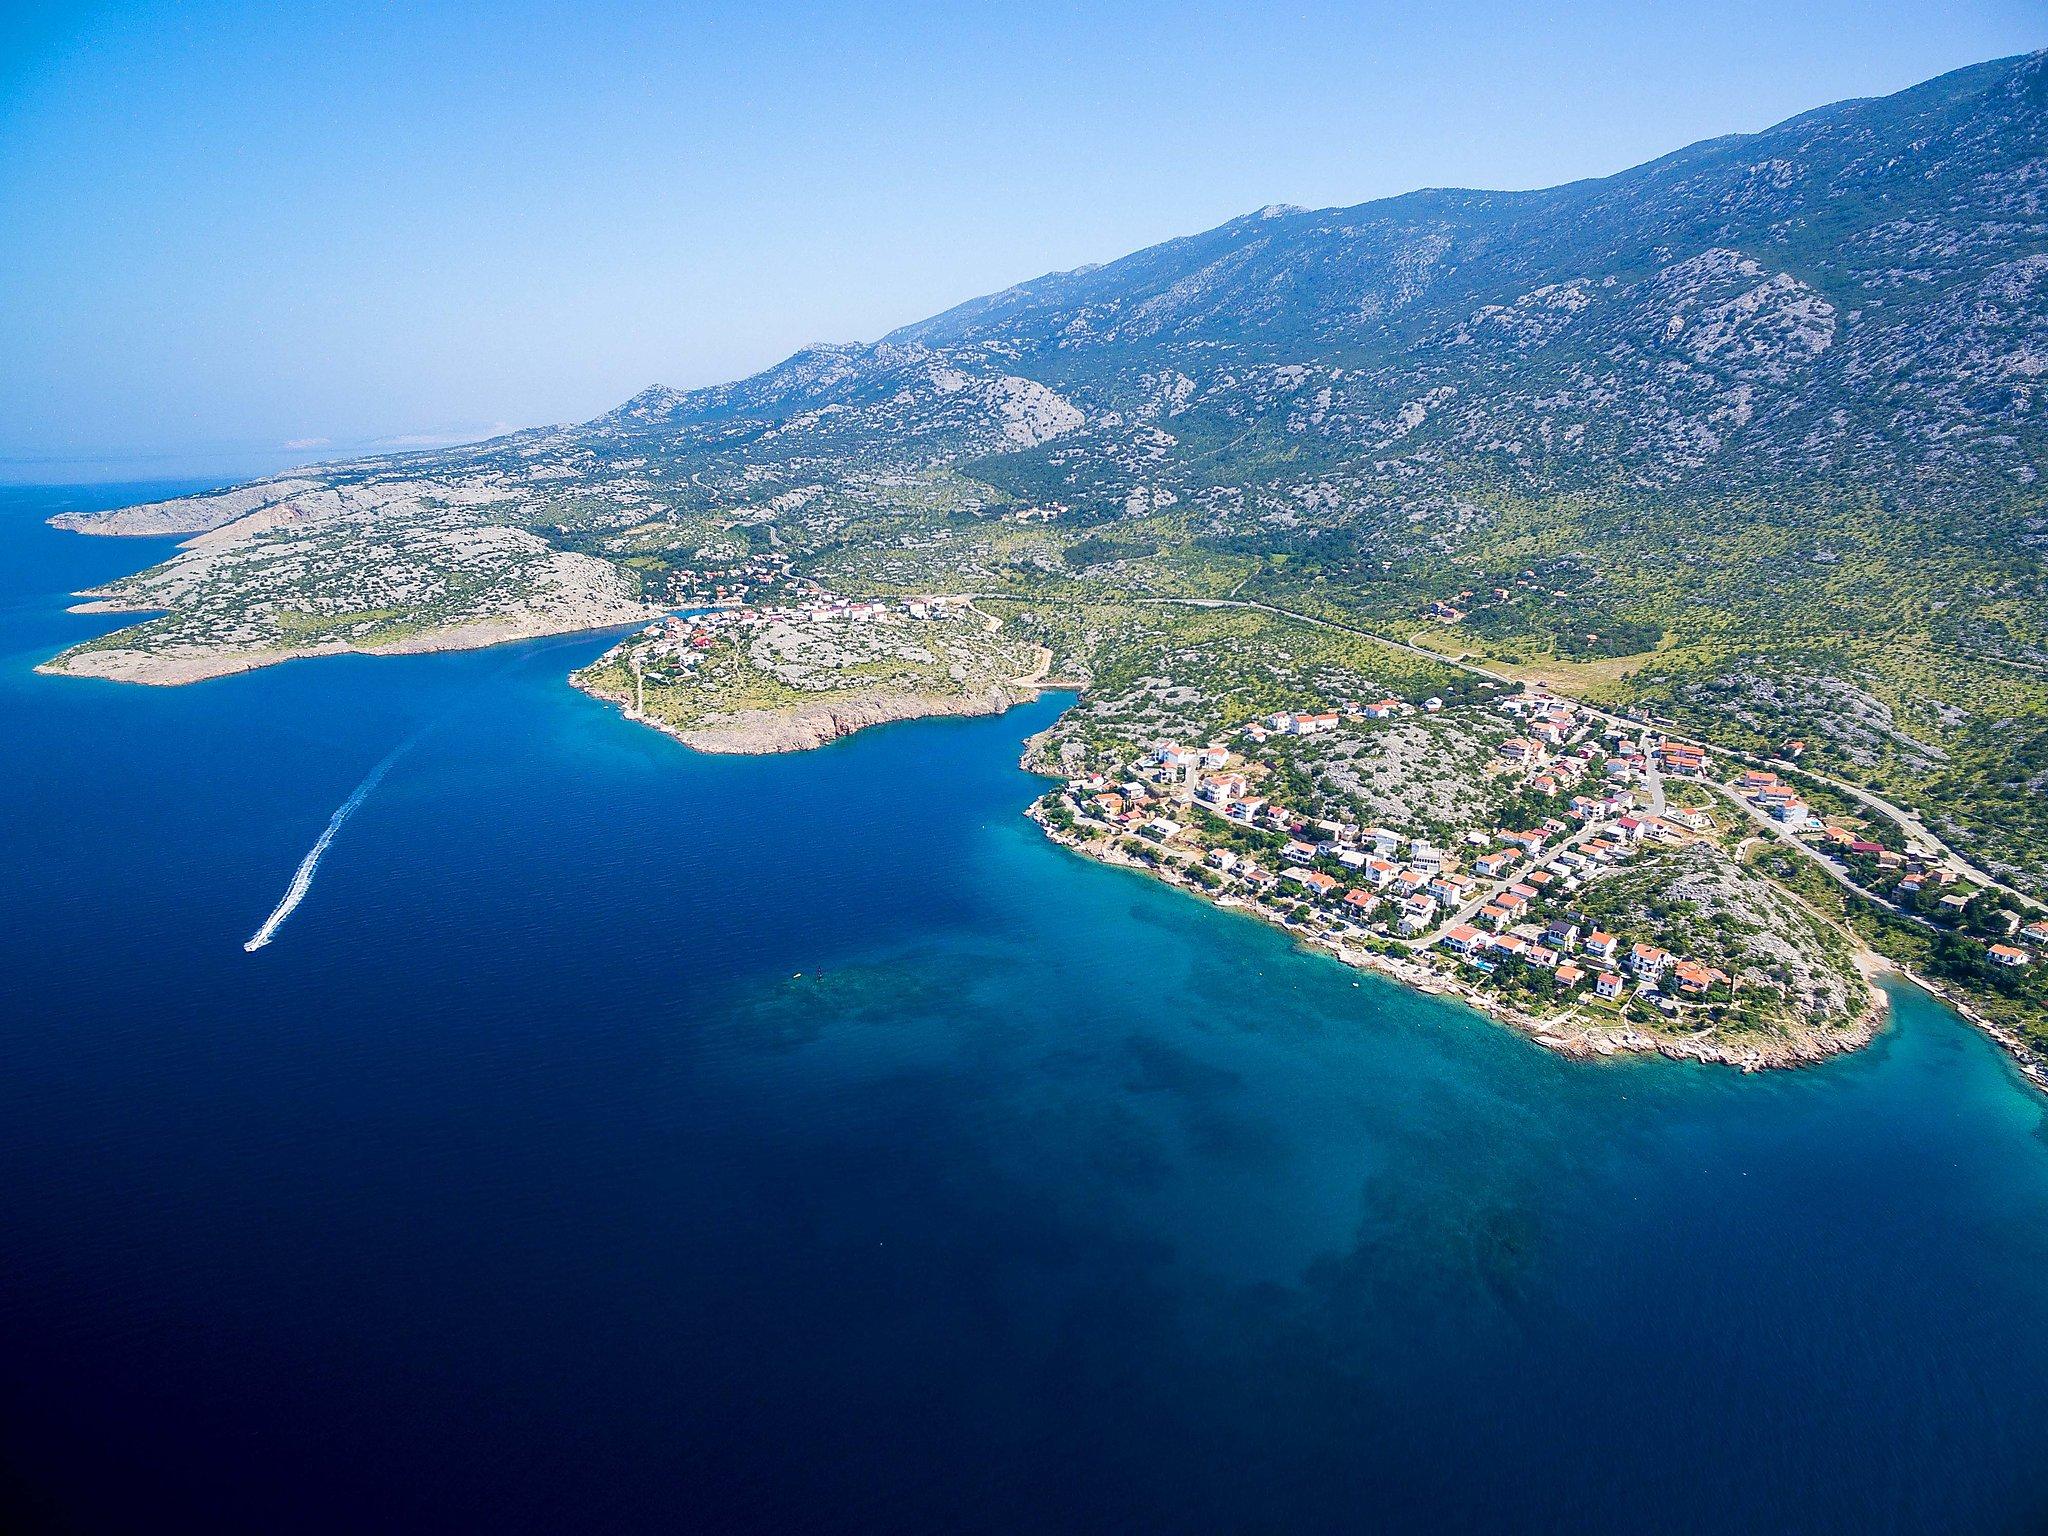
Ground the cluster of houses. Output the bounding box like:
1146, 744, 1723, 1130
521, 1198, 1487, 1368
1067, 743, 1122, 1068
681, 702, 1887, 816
1240, 696, 1446, 745
657, 552, 813, 608
632, 611, 734, 676
1494, 698, 1723, 833
1732, 768, 1823, 834
1735, 770, 2045, 971
627, 592, 980, 681
1053, 687, 1748, 1017
1438, 919, 1730, 1007
1811, 814, 2042, 968
643, 592, 971, 642
1436, 710, 1733, 1008
1056, 675, 2048, 1012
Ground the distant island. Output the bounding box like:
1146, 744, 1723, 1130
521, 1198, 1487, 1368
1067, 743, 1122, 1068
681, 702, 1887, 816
41, 50, 2048, 1078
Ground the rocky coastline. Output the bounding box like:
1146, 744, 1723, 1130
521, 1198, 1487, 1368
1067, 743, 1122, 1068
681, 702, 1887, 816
571, 673, 1039, 754
1025, 799, 1892, 1074
1892, 966, 2048, 1092
40, 607, 661, 687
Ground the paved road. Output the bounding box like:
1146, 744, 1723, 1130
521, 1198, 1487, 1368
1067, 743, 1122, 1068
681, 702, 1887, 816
1744, 753, 2037, 911
1707, 780, 1936, 930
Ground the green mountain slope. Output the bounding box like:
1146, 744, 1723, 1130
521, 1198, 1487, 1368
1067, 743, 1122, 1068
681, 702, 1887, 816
47, 49, 2048, 891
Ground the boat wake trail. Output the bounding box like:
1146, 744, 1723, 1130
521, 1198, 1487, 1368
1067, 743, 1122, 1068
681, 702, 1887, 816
243, 741, 412, 953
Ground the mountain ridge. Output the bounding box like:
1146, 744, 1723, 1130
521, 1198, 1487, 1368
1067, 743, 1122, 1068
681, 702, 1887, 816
537, 44, 2042, 559
41, 48, 2048, 908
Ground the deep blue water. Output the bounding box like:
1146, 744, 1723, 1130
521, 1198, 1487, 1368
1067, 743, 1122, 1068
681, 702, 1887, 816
4, 483, 2048, 1535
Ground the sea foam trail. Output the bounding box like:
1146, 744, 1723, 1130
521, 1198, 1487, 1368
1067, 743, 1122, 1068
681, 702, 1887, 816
243, 742, 411, 952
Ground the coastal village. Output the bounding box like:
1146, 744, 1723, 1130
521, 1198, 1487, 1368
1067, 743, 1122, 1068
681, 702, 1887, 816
1030, 674, 2035, 1065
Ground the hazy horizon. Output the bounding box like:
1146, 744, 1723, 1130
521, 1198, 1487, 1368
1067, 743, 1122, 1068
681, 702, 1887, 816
2, 0, 2041, 482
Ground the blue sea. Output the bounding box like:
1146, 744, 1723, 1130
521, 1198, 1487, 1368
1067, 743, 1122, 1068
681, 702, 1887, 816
4, 483, 2048, 1534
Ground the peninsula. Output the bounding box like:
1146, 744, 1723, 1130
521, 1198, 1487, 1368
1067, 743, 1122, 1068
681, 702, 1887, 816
570, 596, 1050, 753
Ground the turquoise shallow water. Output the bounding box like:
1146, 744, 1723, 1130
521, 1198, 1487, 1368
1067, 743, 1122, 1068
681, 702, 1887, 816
3, 484, 2047, 1533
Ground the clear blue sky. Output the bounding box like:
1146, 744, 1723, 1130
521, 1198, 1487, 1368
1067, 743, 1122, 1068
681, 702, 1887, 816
1, 0, 2040, 480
